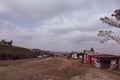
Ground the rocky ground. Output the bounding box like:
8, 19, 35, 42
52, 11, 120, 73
0, 58, 120, 80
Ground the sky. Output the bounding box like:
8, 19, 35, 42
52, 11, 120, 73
0, 0, 120, 54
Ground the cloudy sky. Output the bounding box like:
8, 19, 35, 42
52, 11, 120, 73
0, 0, 120, 54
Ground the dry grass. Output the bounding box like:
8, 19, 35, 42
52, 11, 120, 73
0, 58, 120, 80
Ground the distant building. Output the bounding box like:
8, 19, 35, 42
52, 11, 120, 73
0, 39, 13, 46
69, 52, 84, 59
71, 52, 77, 59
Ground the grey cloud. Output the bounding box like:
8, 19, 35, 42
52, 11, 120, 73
40, 11, 106, 36
0, 0, 120, 54
0, 20, 119, 54
1, 0, 83, 21
0, 0, 119, 21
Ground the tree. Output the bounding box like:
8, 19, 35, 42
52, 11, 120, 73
98, 9, 120, 43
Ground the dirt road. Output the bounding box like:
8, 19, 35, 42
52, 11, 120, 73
0, 58, 120, 80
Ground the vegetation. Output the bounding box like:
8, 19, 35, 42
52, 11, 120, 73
31, 49, 54, 57
98, 9, 120, 43
0, 45, 36, 60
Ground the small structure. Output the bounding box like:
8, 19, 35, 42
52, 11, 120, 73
77, 53, 84, 59
94, 54, 120, 69
0, 39, 13, 46
69, 52, 84, 59
83, 49, 120, 69
71, 52, 77, 59
83, 50, 96, 64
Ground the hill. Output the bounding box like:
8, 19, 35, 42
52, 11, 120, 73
31, 48, 69, 56
0, 45, 36, 60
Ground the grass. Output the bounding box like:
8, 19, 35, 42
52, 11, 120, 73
0, 45, 36, 60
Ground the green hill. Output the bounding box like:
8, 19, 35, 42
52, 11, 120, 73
0, 45, 37, 60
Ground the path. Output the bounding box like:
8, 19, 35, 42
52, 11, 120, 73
0, 58, 119, 80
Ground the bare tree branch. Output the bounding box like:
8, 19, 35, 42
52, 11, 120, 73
98, 9, 120, 44
100, 17, 120, 28
98, 30, 120, 44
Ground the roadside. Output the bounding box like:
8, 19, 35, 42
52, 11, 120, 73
0, 58, 120, 80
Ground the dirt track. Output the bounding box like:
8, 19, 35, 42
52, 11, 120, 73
0, 58, 120, 80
